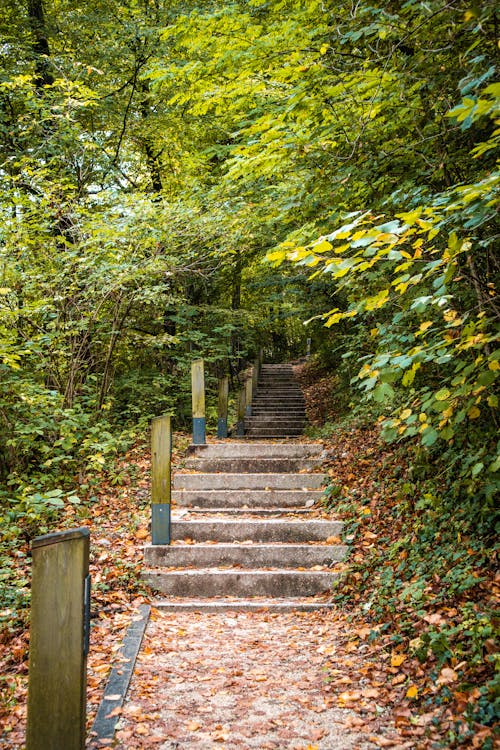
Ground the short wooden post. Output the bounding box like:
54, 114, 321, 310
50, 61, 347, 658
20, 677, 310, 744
306, 337, 311, 358
236, 385, 246, 437
191, 358, 206, 444
151, 414, 172, 545
27, 528, 90, 750
217, 376, 229, 438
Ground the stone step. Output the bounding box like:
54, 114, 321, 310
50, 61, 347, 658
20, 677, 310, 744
250, 408, 307, 421
252, 395, 304, 401
183, 457, 320, 473
172, 518, 342, 542
244, 435, 307, 441
172, 489, 324, 508
154, 598, 336, 612
256, 383, 302, 396
173, 473, 325, 490
250, 409, 307, 422
245, 424, 306, 430
186, 443, 323, 458
143, 568, 339, 598
245, 430, 305, 438
174, 507, 317, 516
144, 542, 348, 568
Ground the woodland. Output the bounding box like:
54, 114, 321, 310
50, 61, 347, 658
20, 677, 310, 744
0, 0, 498, 747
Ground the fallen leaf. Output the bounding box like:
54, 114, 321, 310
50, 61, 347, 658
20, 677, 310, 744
391, 653, 406, 667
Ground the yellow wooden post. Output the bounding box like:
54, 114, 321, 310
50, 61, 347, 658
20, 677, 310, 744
191, 358, 206, 444
27, 528, 90, 750
217, 376, 229, 438
151, 414, 172, 544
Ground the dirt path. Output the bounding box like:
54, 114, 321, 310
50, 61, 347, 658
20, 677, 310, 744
107, 608, 409, 750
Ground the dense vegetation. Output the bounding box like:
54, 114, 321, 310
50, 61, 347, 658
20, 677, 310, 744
0, 0, 498, 744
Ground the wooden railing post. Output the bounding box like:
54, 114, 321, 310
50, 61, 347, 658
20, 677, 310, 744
217, 376, 229, 439
191, 358, 206, 444
151, 414, 172, 545
27, 528, 90, 750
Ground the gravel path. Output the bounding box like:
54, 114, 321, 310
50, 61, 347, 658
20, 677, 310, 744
112, 608, 390, 750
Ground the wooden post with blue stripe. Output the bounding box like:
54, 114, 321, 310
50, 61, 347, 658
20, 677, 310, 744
151, 415, 172, 545
191, 358, 206, 445
217, 375, 229, 438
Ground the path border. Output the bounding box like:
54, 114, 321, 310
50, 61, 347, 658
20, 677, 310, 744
88, 603, 150, 747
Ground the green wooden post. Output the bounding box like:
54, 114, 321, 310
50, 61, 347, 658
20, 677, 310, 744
27, 528, 90, 750
217, 376, 229, 438
151, 414, 172, 545
236, 384, 246, 437
191, 358, 206, 444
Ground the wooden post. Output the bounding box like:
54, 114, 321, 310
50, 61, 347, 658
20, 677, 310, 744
217, 376, 229, 438
191, 358, 206, 444
236, 385, 246, 437
27, 528, 90, 750
306, 337, 311, 359
151, 414, 172, 545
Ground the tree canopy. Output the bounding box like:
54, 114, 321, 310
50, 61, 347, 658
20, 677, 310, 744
0, 0, 498, 545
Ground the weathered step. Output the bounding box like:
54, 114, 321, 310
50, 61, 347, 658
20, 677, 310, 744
172, 489, 324, 508
245, 430, 305, 438
253, 396, 305, 402
144, 543, 347, 568
245, 435, 306, 441
245, 424, 306, 431
154, 598, 336, 612
173, 473, 325, 490
143, 568, 338, 597
182, 457, 320, 473
186, 443, 323, 458
250, 414, 307, 422
171, 518, 342, 542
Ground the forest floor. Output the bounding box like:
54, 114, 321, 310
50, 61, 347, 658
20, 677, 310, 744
0, 364, 497, 749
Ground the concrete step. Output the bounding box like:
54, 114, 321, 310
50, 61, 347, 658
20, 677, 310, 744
172, 489, 324, 508
144, 542, 348, 568
183, 457, 321, 473
245, 424, 305, 430
245, 434, 307, 440
173, 473, 325, 490
246, 430, 305, 438
174, 507, 318, 516
186, 443, 323, 458
143, 568, 339, 598
171, 518, 343, 542
253, 395, 304, 401
250, 414, 307, 421
153, 598, 336, 612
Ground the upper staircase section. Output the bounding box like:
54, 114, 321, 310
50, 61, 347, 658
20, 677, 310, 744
245, 363, 307, 439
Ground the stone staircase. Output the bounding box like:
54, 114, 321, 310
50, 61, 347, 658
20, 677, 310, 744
245, 363, 307, 438
142, 366, 347, 611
